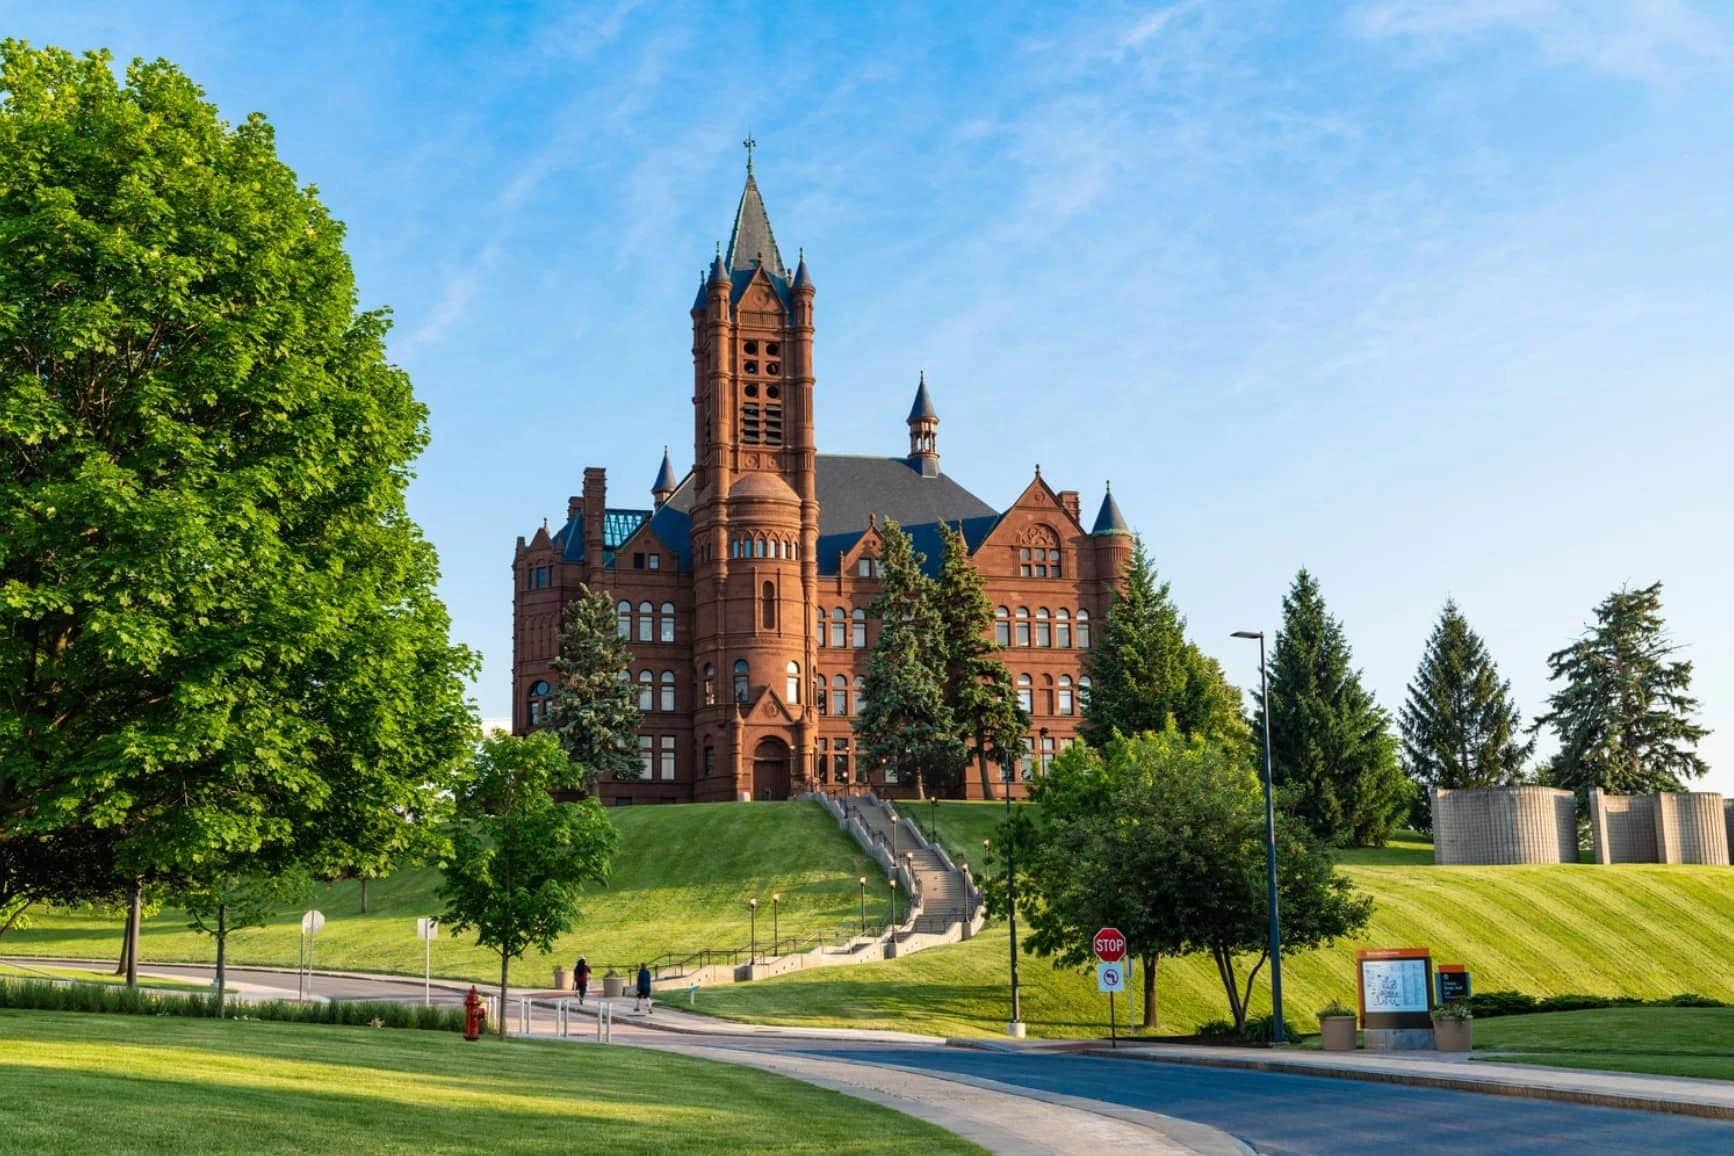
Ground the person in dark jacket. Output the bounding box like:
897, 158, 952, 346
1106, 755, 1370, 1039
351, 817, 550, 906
573, 956, 591, 1004
634, 962, 653, 1014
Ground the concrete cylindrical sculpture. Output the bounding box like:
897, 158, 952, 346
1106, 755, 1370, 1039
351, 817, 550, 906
1432, 786, 1578, 865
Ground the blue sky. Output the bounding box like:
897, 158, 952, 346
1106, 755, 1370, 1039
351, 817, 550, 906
10, 1, 1731, 792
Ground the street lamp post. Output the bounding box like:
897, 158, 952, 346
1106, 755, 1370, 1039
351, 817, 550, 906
858, 875, 868, 936
748, 897, 759, 965
999, 747, 1024, 1036
771, 893, 780, 958
930, 796, 938, 844
1232, 629, 1286, 1044
889, 876, 899, 926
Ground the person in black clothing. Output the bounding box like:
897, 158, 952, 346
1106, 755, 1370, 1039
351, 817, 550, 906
634, 962, 652, 1014
573, 956, 591, 1004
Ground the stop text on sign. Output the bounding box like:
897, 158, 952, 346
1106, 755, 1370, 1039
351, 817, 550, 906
1093, 927, 1126, 962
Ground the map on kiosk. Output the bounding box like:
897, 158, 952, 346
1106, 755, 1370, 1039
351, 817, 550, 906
1360, 957, 1430, 1014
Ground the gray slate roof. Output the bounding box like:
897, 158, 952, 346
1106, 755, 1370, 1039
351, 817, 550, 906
1091, 487, 1131, 535
653, 448, 678, 494
814, 455, 994, 539
725, 175, 785, 278
907, 374, 938, 422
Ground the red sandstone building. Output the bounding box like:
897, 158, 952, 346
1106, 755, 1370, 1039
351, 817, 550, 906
512, 162, 1132, 804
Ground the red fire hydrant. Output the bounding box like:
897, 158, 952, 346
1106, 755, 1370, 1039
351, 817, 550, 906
463, 985, 486, 1041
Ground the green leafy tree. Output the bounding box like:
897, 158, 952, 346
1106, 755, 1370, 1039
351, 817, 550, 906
857, 521, 966, 798
176, 864, 312, 1014
933, 522, 1027, 800
1399, 601, 1532, 828
0, 44, 475, 925
1258, 570, 1409, 847
1081, 537, 1247, 754
440, 731, 618, 1037
0, 827, 127, 940
1533, 582, 1709, 803
546, 585, 641, 791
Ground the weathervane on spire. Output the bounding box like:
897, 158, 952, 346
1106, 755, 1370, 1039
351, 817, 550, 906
742, 132, 756, 175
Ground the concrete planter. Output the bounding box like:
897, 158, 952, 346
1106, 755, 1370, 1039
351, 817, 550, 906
602, 974, 625, 999
1433, 1018, 1472, 1052
1319, 1015, 1358, 1051
552, 965, 569, 991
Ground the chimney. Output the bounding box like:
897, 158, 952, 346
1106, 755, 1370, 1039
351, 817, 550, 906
582, 468, 606, 564
1058, 490, 1080, 522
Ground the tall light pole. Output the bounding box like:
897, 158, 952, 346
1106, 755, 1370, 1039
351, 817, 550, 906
1232, 629, 1285, 1044
771, 893, 780, 958
748, 897, 759, 964
998, 746, 1024, 1036
1038, 726, 1049, 777
858, 875, 868, 935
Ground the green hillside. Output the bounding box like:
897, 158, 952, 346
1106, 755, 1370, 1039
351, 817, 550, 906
3, 802, 874, 988
691, 858, 1734, 1039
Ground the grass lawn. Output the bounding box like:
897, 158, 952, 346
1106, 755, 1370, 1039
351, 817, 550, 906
0, 1010, 976, 1154
1472, 1008, 1734, 1081
926, 800, 1031, 876
0, 962, 206, 991
2, 802, 875, 989
695, 858, 1734, 1039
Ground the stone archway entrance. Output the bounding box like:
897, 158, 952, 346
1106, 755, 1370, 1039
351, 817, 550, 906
751, 737, 791, 802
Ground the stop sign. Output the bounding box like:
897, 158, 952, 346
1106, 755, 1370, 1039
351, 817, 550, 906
1093, 927, 1126, 962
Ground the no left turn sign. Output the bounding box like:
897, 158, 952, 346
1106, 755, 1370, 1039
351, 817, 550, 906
1098, 963, 1126, 993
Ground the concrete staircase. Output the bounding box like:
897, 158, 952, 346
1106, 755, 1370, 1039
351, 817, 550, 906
827, 792, 983, 944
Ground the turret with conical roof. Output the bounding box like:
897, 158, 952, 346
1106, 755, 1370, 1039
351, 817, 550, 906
906, 371, 940, 478
1091, 483, 1130, 536
652, 446, 678, 507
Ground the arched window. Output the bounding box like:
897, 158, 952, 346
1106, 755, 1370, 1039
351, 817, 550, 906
1016, 673, 1033, 713
830, 607, 846, 649
659, 670, 676, 712
761, 581, 777, 629
816, 607, 827, 646
637, 601, 653, 643
1041, 672, 1054, 714
785, 661, 801, 704
527, 680, 552, 727
994, 606, 1010, 647
851, 608, 867, 649
617, 601, 632, 639
732, 660, 750, 703
1078, 675, 1092, 708
1056, 609, 1072, 649
1015, 607, 1031, 647
754, 537, 766, 559
1058, 675, 1075, 716
703, 664, 716, 706
832, 674, 848, 717
659, 602, 675, 643
730, 539, 740, 559
637, 670, 653, 711
1036, 608, 1051, 648
1076, 609, 1091, 649
815, 674, 828, 714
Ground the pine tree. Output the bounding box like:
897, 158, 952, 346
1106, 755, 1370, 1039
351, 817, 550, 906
1399, 601, 1532, 828
933, 522, 1027, 799
856, 521, 966, 798
547, 585, 642, 790
1081, 536, 1247, 751
1258, 570, 1409, 847
1533, 582, 1709, 801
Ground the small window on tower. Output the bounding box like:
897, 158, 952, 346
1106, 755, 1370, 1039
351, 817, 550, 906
741, 404, 761, 444
745, 383, 759, 398
763, 404, 783, 446
767, 362, 780, 375
765, 342, 780, 357
744, 340, 759, 355
744, 360, 759, 375
766, 385, 780, 399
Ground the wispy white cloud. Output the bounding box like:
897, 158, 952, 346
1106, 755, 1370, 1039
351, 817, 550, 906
398, 241, 503, 356
1350, 0, 1731, 83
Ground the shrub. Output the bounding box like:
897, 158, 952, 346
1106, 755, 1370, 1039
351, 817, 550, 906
0, 979, 462, 1032
1653, 993, 1724, 1008
1317, 999, 1356, 1019
1431, 1000, 1472, 1022
1241, 1013, 1307, 1043
1194, 1018, 1237, 1039
1466, 990, 1536, 1019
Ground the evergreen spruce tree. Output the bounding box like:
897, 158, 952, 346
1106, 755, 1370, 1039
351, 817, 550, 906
1081, 536, 1247, 751
1399, 600, 1532, 828
1533, 582, 1709, 801
547, 585, 642, 790
1258, 570, 1409, 847
856, 521, 966, 798
933, 522, 1027, 799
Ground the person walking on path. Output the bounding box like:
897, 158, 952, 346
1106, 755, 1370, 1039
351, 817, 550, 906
573, 956, 591, 1005
634, 962, 653, 1015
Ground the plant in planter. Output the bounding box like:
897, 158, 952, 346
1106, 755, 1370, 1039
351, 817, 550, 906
602, 969, 624, 999
1317, 999, 1359, 1051
1431, 999, 1473, 1052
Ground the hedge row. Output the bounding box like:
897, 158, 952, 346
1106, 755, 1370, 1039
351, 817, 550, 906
1467, 990, 1726, 1019
0, 978, 463, 1032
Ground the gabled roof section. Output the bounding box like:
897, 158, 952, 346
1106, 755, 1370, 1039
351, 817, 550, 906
725, 173, 785, 278
812, 455, 999, 576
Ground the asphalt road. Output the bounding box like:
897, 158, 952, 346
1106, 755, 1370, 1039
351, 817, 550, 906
793, 1045, 1734, 1155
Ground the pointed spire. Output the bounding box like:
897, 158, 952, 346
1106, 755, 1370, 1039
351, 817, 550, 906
691, 271, 707, 312
725, 151, 785, 278
1091, 483, 1131, 536
793, 247, 813, 289
907, 371, 938, 422
652, 446, 678, 506
708, 242, 729, 285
